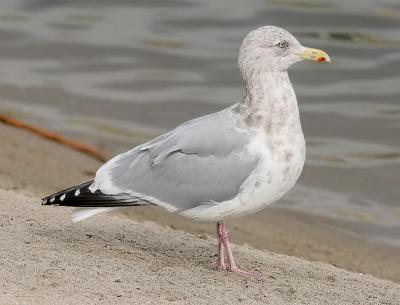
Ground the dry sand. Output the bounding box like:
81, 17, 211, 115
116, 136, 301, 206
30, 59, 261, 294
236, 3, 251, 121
2, 188, 400, 305
1, 124, 400, 304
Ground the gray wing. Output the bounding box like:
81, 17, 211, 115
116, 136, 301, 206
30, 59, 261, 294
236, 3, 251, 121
92, 107, 257, 211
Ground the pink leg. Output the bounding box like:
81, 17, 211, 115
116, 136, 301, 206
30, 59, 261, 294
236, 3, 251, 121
216, 223, 227, 271
217, 222, 257, 276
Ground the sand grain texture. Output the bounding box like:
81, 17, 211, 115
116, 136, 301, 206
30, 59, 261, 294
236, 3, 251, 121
1, 189, 400, 305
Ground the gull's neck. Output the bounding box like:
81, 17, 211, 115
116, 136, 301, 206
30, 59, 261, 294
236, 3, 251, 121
238, 70, 302, 136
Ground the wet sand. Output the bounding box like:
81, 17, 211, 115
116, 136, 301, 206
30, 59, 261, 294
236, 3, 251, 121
1, 123, 400, 286
1, 124, 400, 304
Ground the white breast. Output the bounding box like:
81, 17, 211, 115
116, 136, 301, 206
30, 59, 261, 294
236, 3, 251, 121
233, 133, 305, 216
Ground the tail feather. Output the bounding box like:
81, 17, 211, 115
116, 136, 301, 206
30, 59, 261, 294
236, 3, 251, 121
72, 207, 117, 222
41, 180, 142, 207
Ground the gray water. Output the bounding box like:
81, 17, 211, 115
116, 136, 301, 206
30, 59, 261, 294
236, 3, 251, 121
0, 0, 399, 246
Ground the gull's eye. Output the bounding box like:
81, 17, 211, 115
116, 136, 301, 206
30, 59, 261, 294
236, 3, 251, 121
277, 41, 289, 49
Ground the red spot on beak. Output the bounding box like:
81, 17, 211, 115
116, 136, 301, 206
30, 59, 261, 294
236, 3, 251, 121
318, 57, 326, 62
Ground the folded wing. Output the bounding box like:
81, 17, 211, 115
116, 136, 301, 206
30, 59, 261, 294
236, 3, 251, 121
91, 108, 258, 211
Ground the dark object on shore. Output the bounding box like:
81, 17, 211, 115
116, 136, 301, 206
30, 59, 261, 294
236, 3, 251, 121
0, 114, 107, 162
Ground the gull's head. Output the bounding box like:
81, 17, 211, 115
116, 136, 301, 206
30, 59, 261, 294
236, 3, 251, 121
239, 26, 330, 75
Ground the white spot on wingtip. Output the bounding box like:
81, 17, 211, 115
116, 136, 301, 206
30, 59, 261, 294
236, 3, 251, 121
60, 194, 66, 201
74, 189, 80, 196
50, 197, 55, 203
42, 199, 47, 204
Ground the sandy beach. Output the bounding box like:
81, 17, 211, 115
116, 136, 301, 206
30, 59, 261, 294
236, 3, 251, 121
1, 123, 400, 304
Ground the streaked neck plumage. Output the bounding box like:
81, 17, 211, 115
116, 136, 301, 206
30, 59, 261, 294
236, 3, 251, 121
238, 70, 303, 138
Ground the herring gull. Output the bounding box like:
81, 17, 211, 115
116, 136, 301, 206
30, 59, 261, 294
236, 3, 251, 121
42, 26, 330, 275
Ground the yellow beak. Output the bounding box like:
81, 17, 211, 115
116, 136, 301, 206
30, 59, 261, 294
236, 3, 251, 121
298, 48, 330, 63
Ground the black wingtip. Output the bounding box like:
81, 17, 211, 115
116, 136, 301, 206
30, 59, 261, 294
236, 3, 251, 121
41, 180, 142, 207
41, 180, 94, 206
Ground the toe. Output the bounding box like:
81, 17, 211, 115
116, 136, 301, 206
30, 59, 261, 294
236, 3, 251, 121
229, 267, 259, 277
